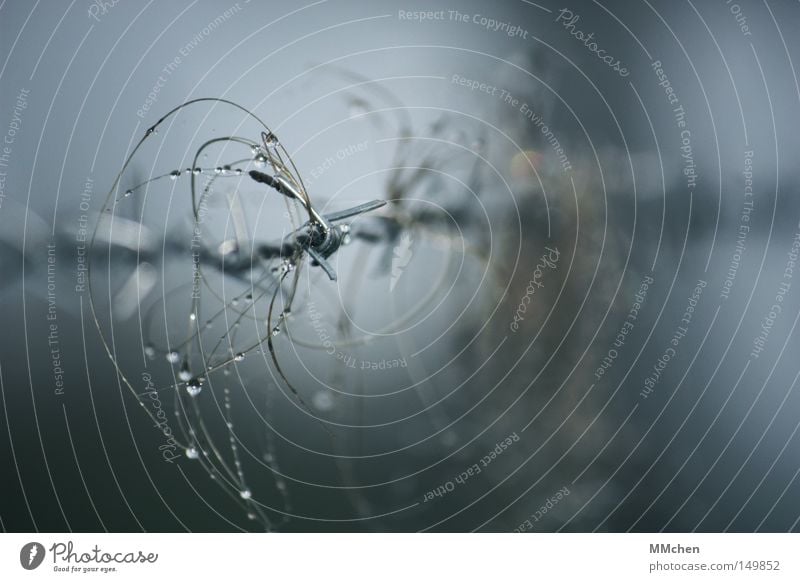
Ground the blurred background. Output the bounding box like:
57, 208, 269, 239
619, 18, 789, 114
2, 0, 800, 532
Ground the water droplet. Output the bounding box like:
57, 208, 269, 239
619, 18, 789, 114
189, 312, 196, 321
239, 489, 252, 499
247, 512, 256, 520
166, 351, 180, 364
179, 362, 192, 382
185, 446, 199, 459
235, 168, 242, 175
234, 352, 245, 362
215, 167, 223, 174
263, 132, 279, 148
186, 378, 203, 397
254, 153, 267, 167
312, 391, 334, 411
144, 344, 156, 359
169, 170, 181, 179
245, 293, 253, 302
185, 167, 193, 175
250, 144, 260, 155
193, 167, 202, 175
272, 260, 296, 276
271, 326, 281, 337
124, 189, 133, 198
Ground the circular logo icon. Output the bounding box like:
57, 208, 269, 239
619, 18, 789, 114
19, 542, 45, 570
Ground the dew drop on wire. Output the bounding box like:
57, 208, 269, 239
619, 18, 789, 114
144, 344, 156, 359
186, 378, 203, 397
240, 489, 252, 499
185, 446, 199, 459
170, 170, 181, 179
179, 362, 192, 382
263, 132, 279, 148
234, 352, 245, 362
166, 350, 180, 364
